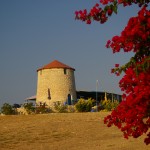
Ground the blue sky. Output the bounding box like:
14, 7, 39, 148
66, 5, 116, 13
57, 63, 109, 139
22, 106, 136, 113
0, 0, 140, 105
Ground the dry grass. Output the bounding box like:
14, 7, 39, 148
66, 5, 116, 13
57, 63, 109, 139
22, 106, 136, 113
0, 112, 150, 150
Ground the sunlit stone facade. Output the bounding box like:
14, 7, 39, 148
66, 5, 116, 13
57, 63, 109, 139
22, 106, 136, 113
36, 60, 76, 106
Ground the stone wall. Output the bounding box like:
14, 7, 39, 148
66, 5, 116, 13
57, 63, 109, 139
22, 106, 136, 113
36, 68, 76, 106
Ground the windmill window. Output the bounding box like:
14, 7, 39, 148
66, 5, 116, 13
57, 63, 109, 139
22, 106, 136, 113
48, 88, 51, 100
64, 69, 67, 75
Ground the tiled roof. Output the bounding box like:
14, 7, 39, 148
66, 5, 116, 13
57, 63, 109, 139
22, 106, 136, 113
37, 60, 75, 71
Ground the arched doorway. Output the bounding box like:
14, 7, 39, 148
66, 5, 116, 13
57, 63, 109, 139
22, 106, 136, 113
67, 94, 71, 105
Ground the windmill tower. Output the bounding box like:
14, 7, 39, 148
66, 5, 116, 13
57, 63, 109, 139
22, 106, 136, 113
36, 60, 77, 106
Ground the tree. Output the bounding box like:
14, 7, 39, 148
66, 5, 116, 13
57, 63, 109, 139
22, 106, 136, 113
23, 102, 35, 114
75, 0, 150, 145
1, 103, 15, 115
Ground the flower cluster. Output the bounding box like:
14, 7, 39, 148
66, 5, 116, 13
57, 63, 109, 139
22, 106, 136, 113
106, 6, 150, 54
100, 0, 150, 6
104, 64, 150, 144
75, 0, 150, 145
75, 3, 109, 24
105, 5, 150, 144
75, 0, 150, 24
106, 6, 150, 144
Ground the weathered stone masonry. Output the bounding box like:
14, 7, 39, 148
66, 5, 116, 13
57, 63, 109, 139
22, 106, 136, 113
36, 60, 77, 106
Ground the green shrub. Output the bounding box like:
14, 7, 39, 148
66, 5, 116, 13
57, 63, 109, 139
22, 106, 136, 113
75, 98, 95, 112
111, 100, 119, 110
67, 105, 76, 113
23, 103, 35, 114
53, 101, 68, 113
1, 103, 15, 115
86, 98, 95, 112
35, 105, 52, 114
75, 99, 86, 112
100, 99, 119, 111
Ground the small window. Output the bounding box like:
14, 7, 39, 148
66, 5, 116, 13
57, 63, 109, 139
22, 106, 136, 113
48, 88, 51, 100
64, 69, 67, 75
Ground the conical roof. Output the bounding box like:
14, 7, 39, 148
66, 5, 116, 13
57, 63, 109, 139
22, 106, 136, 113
37, 60, 75, 71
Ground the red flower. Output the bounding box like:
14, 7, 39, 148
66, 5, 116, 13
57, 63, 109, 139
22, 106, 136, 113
86, 20, 91, 24
115, 64, 119, 67
107, 8, 112, 16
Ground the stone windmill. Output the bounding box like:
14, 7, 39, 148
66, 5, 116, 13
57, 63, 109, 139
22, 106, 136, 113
36, 60, 77, 106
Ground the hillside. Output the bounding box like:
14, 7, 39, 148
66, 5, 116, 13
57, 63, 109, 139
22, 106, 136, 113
0, 112, 149, 150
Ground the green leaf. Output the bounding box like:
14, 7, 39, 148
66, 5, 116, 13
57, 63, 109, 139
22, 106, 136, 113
104, 6, 109, 12
113, 5, 118, 14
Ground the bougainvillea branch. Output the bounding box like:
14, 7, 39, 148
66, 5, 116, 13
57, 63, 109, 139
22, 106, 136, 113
75, 0, 150, 145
